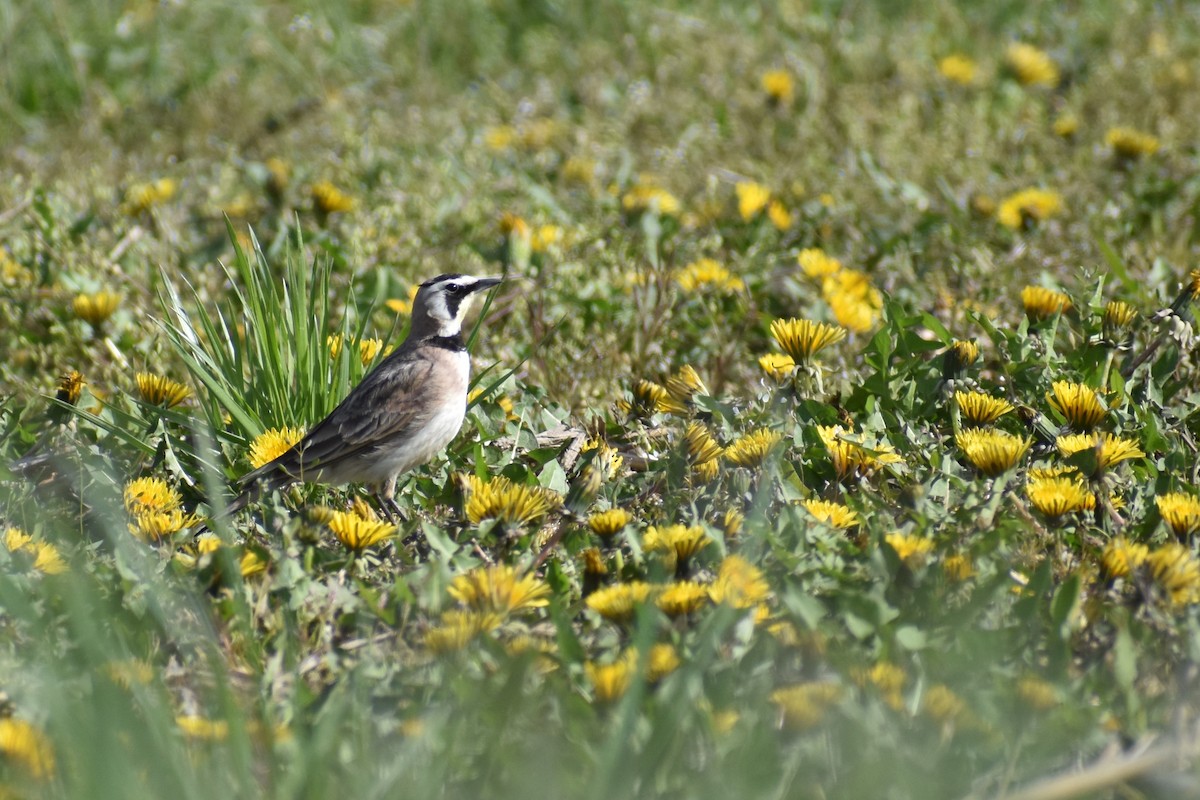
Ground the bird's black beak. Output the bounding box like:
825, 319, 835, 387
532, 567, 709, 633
472, 276, 503, 293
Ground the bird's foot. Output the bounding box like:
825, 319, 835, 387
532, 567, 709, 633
371, 492, 407, 525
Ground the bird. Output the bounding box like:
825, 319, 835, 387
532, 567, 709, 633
219, 272, 503, 523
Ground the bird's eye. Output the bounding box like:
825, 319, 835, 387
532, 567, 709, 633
445, 284, 463, 295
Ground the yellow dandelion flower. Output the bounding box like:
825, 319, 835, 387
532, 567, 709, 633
1028, 465, 1079, 481
770, 682, 842, 731
797, 248, 842, 279
1017, 286, 1075, 323
944, 339, 980, 373
770, 318, 847, 364
124, 477, 182, 515
938, 54, 978, 85
956, 429, 1031, 476
1106, 126, 1160, 158
1016, 676, 1059, 711
801, 499, 859, 529
622, 183, 680, 216
665, 365, 707, 404
424, 610, 502, 654
1147, 543, 1200, 606
644, 524, 711, 562
239, 550, 268, 578
327, 511, 396, 551
327, 333, 346, 360
767, 200, 792, 230
1052, 113, 1079, 138
826, 291, 879, 333
531, 225, 562, 253
721, 507, 744, 538
943, 553, 976, 582
135, 372, 191, 408
464, 474, 561, 527
1056, 433, 1144, 473
1101, 537, 1149, 578
54, 370, 85, 407
264, 157, 290, 199
822, 269, 883, 333
589, 508, 632, 538
176, 715, 229, 741
594, 443, 625, 479
1046, 381, 1106, 429
761, 69, 794, 105
759, 353, 797, 382
724, 428, 783, 468
1156, 492, 1200, 537
72, 291, 122, 329
656, 581, 711, 617
675, 258, 744, 293
357, 337, 384, 366
817, 425, 904, 478
0, 249, 33, 285
735, 182, 771, 222
386, 284, 421, 315
625, 378, 684, 416
248, 426, 304, 469
129, 509, 197, 542
562, 156, 597, 186
1006, 42, 1060, 87
517, 118, 561, 150
998, 190, 1065, 229
884, 532, 934, 567
498, 212, 530, 241
646, 644, 680, 682
103, 659, 155, 688
922, 684, 966, 724
4, 527, 32, 552
683, 421, 723, 467
709, 554, 770, 608
1026, 476, 1092, 518
0, 718, 56, 778
311, 180, 355, 215
30, 542, 66, 575
484, 124, 516, 151
971, 194, 996, 216
1102, 300, 1138, 340
195, 533, 221, 555
448, 564, 551, 615
586, 651, 637, 703
692, 457, 720, 483
121, 178, 177, 215
954, 391, 1015, 425
586, 582, 655, 622
851, 662, 905, 708
580, 547, 608, 577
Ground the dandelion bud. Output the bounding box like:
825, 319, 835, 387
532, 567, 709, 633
943, 339, 979, 376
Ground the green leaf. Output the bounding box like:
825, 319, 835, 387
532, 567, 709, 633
1113, 623, 1137, 692
894, 625, 927, 650
1050, 573, 1080, 630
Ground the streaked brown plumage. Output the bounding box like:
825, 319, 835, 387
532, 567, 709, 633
221, 273, 501, 521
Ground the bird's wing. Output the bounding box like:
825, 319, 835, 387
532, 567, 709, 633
240, 347, 437, 485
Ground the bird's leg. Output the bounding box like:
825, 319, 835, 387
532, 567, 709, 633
371, 489, 398, 523
372, 475, 407, 524
385, 497, 407, 524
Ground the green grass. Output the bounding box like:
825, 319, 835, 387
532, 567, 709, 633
3, 0, 1200, 797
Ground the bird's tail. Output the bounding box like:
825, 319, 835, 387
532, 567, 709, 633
203, 468, 292, 530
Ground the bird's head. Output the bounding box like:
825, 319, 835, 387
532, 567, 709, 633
411, 273, 503, 337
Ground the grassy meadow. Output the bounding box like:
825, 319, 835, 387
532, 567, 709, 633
4, 1, 1200, 797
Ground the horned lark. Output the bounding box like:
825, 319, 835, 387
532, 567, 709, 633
223, 273, 502, 521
